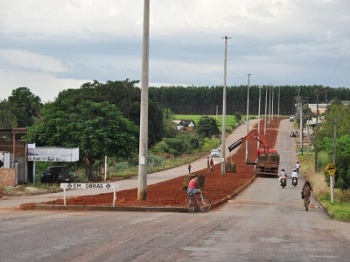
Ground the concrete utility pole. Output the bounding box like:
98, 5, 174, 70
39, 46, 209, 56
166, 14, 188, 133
315, 91, 319, 172
245, 74, 251, 163
138, 0, 150, 200
331, 118, 337, 204
271, 85, 274, 119
264, 86, 268, 136
221, 36, 230, 177
278, 86, 280, 116
257, 86, 261, 149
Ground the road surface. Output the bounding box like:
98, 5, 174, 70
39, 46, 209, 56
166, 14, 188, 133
1, 119, 350, 261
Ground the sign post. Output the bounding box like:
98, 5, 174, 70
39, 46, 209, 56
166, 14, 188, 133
325, 163, 336, 204
60, 183, 118, 206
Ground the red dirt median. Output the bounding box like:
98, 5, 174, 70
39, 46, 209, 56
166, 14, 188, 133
20, 118, 282, 210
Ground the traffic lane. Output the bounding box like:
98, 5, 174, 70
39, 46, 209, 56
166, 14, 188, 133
275, 118, 299, 175
1, 179, 350, 262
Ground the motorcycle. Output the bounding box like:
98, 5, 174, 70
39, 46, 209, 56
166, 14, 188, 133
292, 177, 298, 187
280, 178, 287, 188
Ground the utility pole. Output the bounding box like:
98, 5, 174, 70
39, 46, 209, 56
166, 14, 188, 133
264, 86, 268, 136
245, 74, 251, 163
278, 86, 280, 116
271, 85, 274, 119
315, 91, 319, 172
257, 86, 261, 149
298, 89, 302, 152
138, 0, 150, 200
221, 36, 230, 177
331, 119, 337, 204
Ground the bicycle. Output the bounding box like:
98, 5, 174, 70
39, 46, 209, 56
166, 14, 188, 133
185, 193, 212, 213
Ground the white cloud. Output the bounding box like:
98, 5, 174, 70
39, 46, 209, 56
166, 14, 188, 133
0, 0, 349, 102
0, 49, 67, 73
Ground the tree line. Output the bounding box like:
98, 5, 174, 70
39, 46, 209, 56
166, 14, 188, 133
150, 85, 350, 116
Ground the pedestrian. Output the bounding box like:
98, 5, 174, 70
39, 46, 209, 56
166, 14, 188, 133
302, 181, 313, 211
207, 157, 210, 171
188, 162, 192, 174
210, 158, 214, 172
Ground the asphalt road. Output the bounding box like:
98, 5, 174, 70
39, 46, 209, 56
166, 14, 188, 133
1, 119, 350, 261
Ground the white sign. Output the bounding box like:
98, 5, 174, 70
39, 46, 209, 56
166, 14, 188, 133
60, 183, 117, 190
60, 183, 118, 207
28, 147, 79, 162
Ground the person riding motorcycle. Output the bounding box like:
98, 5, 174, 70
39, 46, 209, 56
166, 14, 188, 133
279, 169, 287, 182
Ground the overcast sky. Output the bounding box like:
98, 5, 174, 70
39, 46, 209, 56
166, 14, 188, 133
1, 0, 349, 102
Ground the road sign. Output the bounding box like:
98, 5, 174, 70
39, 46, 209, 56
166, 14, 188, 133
60, 183, 118, 206
325, 163, 336, 176
60, 183, 117, 189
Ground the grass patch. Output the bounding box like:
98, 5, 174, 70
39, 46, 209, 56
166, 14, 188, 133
175, 114, 238, 130
318, 196, 350, 222
299, 152, 350, 222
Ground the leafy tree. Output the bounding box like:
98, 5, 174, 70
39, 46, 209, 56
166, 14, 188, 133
318, 135, 350, 190
196, 116, 220, 138
0, 109, 17, 128
6, 87, 42, 127
28, 99, 139, 179
56, 80, 163, 146
162, 108, 179, 138
318, 102, 350, 140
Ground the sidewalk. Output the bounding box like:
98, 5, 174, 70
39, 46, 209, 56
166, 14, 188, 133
0, 120, 258, 210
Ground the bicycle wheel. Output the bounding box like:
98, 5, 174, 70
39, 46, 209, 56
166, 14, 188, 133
198, 196, 211, 212
185, 196, 196, 213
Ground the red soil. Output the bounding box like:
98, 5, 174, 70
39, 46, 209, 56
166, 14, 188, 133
20, 118, 282, 209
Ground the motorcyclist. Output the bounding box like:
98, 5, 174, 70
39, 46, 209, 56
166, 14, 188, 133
291, 169, 298, 186
279, 169, 287, 182
291, 169, 298, 179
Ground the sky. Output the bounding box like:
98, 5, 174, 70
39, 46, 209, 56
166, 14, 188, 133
1, 0, 349, 103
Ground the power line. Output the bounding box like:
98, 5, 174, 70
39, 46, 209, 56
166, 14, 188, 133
328, 41, 350, 86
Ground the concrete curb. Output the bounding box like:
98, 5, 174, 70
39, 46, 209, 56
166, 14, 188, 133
32, 175, 257, 213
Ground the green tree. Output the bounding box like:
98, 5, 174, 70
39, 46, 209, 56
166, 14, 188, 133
0, 103, 17, 128
6, 87, 42, 127
196, 116, 220, 138
28, 99, 139, 180
318, 135, 350, 190
56, 80, 163, 146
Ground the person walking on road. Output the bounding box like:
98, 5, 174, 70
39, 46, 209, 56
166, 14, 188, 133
302, 181, 313, 211
210, 158, 214, 172
188, 162, 192, 174
207, 157, 210, 171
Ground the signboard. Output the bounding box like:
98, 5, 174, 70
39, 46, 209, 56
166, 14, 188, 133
28, 147, 79, 162
325, 162, 336, 176
60, 183, 119, 207
60, 183, 117, 190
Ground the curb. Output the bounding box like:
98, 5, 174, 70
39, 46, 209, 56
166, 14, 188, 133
31, 175, 257, 213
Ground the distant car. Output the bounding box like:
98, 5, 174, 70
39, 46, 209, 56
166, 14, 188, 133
210, 149, 220, 157
40, 166, 75, 183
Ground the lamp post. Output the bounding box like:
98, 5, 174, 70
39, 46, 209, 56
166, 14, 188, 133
221, 36, 230, 177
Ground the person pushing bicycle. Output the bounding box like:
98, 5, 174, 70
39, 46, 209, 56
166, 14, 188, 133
187, 175, 202, 195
